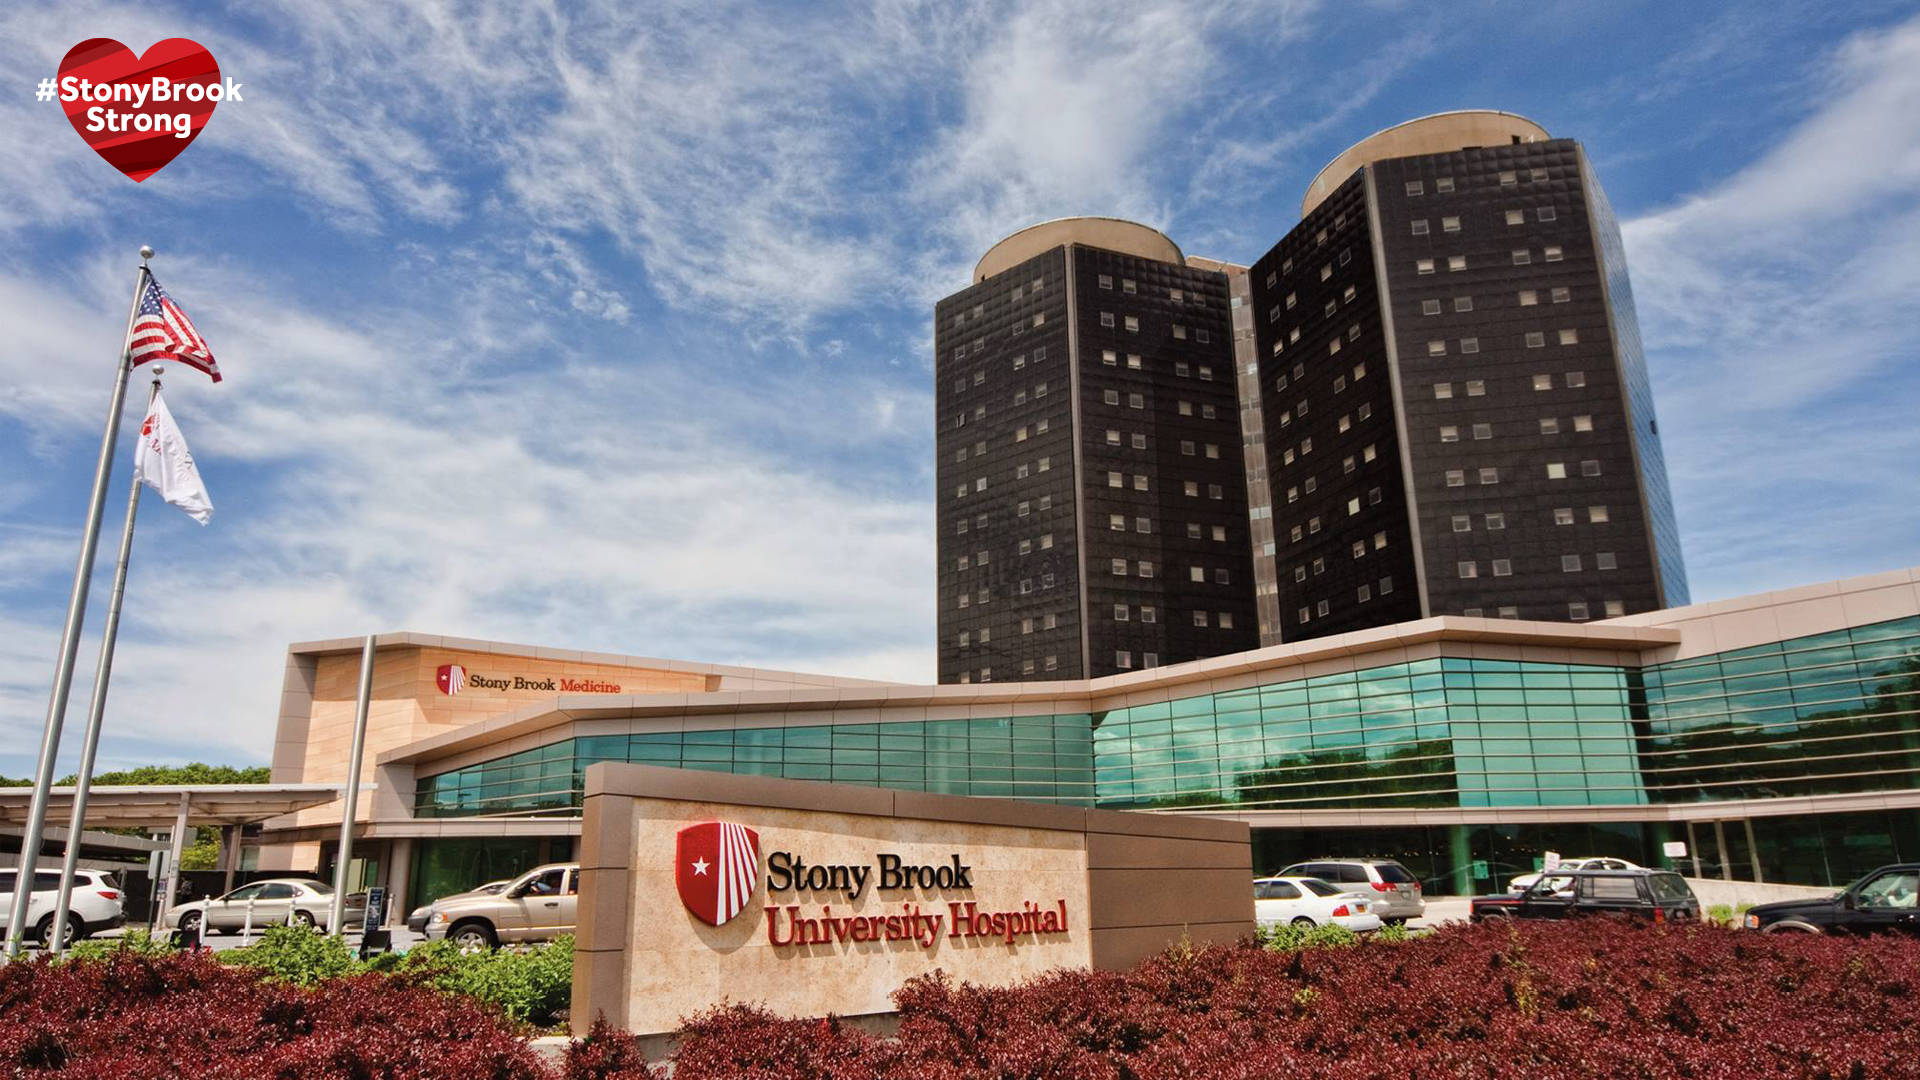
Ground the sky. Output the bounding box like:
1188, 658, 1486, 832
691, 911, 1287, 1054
2, 0, 1918, 777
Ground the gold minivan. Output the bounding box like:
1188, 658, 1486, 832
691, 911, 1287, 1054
422, 862, 577, 949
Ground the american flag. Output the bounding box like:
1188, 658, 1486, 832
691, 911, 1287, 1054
129, 273, 221, 383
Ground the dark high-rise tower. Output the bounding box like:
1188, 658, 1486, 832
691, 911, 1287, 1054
935, 219, 1259, 683
1249, 111, 1688, 639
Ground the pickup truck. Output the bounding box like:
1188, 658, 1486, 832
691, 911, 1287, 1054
1471, 869, 1701, 924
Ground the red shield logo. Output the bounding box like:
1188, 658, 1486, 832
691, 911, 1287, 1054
676, 821, 759, 926
436, 664, 466, 696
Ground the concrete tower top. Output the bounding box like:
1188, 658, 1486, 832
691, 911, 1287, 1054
1301, 110, 1551, 218
974, 217, 1184, 284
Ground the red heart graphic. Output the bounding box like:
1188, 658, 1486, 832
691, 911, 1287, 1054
59, 38, 221, 182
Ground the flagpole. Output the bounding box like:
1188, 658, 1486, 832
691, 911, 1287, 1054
4, 248, 152, 959
46, 369, 163, 956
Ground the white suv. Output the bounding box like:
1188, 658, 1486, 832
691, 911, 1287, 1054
0, 868, 127, 946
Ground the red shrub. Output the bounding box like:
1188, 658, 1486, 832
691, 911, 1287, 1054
0, 949, 550, 1080
664, 919, 1920, 1079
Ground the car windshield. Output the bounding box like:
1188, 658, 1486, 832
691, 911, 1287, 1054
1297, 878, 1343, 897
1646, 873, 1694, 902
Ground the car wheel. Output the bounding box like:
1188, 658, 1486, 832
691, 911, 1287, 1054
1385, 917, 1410, 927
450, 921, 497, 951
35, 913, 81, 948
292, 909, 317, 929
1762, 921, 1821, 934
179, 910, 203, 934
1291, 916, 1316, 928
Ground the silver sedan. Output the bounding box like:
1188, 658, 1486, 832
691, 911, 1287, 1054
170, 879, 366, 934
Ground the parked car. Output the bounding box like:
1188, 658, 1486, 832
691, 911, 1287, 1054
423, 863, 578, 949
0, 868, 126, 946
1744, 863, 1920, 935
406, 879, 512, 933
1254, 876, 1382, 933
168, 879, 366, 934
1471, 869, 1700, 923
1507, 857, 1644, 895
1275, 859, 1425, 924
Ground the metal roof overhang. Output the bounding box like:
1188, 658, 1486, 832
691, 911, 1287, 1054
0, 784, 349, 828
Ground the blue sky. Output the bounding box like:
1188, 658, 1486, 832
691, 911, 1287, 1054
2, 0, 1918, 776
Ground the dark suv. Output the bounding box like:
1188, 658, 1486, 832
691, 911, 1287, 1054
1744, 863, 1920, 934
1470, 869, 1701, 923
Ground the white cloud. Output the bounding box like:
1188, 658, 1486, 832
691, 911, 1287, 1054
1622, 13, 1920, 598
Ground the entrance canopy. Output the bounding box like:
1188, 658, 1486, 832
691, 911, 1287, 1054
0, 784, 346, 828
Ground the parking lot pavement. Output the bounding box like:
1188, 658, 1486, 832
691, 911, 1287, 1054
1409, 897, 1472, 930
20, 925, 433, 956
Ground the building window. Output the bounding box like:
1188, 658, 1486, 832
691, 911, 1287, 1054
1505, 209, 1524, 225
1422, 299, 1442, 316
1108, 471, 1123, 488
1485, 512, 1505, 530
1124, 316, 1140, 332
1131, 433, 1147, 449
1538, 206, 1558, 222
1512, 249, 1532, 265
1454, 296, 1474, 313
1436, 176, 1455, 193
1461, 336, 1480, 353
1559, 328, 1579, 345
1492, 559, 1512, 577
1406, 180, 1425, 196
1573, 414, 1593, 432
1534, 373, 1554, 390
1458, 561, 1478, 579
1552, 287, 1571, 303
1104, 389, 1120, 405
1142, 606, 1157, 623
1596, 552, 1617, 570
1465, 380, 1485, 396
1562, 554, 1583, 572
1445, 469, 1466, 487
1500, 170, 1517, 186
1554, 507, 1576, 525
1581, 459, 1602, 477
1416, 258, 1435, 275
1568, 601, 1590, 621
1448, 255, 1466, 271
1526, 331, 1547, 349
1544, 245, 1564, 262
1114, 604, 1129, 622
1547, 462, 1568, 480
1358, 584, 1372, 602
1129, 393, 1145, 409
1604, 600, 1625, 617
1136, 517, 1150, 534
1115, 651, 1132, 670
1566, 371, 1587, 388
1442, 216, 1461, 233
1098, 275, 1112, 290
1434, 382, 1453, 399
1519, 289, 1539, 306
1451, 514, 1471, 532
1440, 425, 1460, 443
1428, 339, 1446, 357
1589, 505, 1610, 523
1540, 417, 1561, 435
1479, 467, 1499, 484
1173, 324, 1187, 340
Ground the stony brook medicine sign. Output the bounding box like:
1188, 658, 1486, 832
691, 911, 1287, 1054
673, 820, 1072, 949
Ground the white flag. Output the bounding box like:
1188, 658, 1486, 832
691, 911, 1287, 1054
133, 390, 213, 525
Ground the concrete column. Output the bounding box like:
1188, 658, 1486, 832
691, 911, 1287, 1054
1712, 819, 1732, 881
163, 792, 190, 916
1685, 821, 1702, 878
219, 825, 238, 893
1447, 824, 1474, 896
1744, 818, 1764, 883
386, 837, 413, 928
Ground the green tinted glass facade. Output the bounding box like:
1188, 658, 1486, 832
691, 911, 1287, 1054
415, 617, 1920, 823
414, 715, 1095, 817
1094, 658, 1640, 810
1636, 615, 1920, 801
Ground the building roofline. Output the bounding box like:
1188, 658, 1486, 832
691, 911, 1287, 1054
284, 631, 906, 689
972, 217, 1185, 283
1301, 109, 1552, 217
378, 615, 1678, 769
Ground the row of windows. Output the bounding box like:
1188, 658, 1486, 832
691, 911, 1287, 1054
947, 276, 1049, 330
949, 346, 1052, 391
1096, 276, 1198, 303
1449, 505, 1610, 532
1291, 533, 1393, 580
1275, 363, 1370, 428
1439, 416, 1593, 441
1297, 576, 1397, 624
1409, 205, 1559, 237
1277, 402, 1376, 468
1457, 551, 1621, 579
1432, 370, 1589, 398
1426, 328, 1582, 355
1279, 442, 1382, 505
1404, 168, 1552, 198
1454, 600, 1627, 621
1413, 247, 1565, 275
